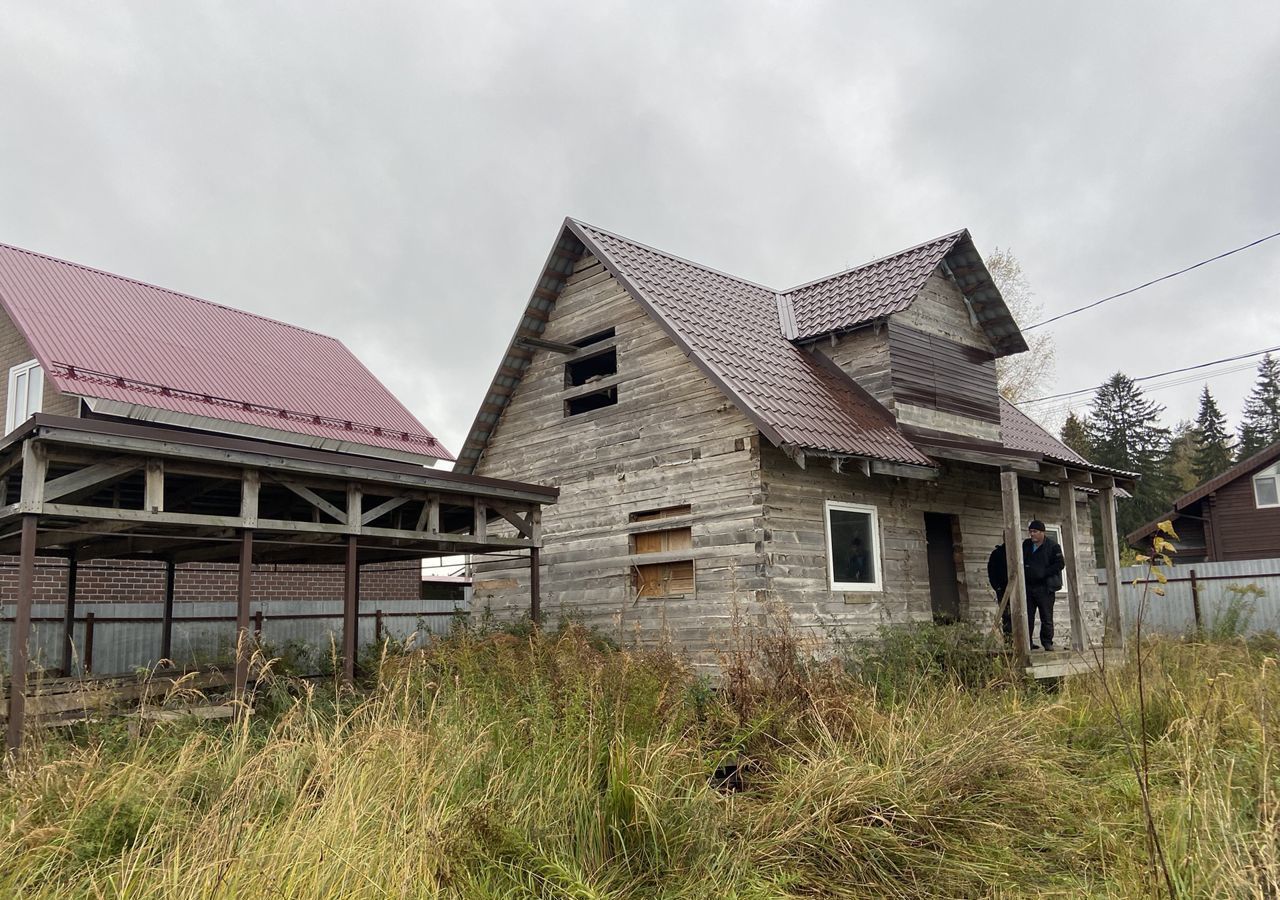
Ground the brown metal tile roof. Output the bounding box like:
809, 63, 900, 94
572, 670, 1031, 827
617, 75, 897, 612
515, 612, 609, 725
572, 221, 933, 466
0, 241, 452, 461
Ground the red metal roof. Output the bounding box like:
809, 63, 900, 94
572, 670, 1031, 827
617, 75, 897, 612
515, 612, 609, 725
0, 242, 452, 461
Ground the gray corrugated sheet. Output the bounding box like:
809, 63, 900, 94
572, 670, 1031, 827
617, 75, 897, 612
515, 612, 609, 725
1100, 557, 1280, 638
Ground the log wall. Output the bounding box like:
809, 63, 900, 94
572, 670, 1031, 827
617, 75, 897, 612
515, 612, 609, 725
472, 253, 764, 662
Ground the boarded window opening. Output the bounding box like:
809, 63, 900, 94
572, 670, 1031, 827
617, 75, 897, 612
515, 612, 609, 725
565, 387, 617, 416
566, 347, 617, 387
634, 560, 694, 598
631, 505, 692, 523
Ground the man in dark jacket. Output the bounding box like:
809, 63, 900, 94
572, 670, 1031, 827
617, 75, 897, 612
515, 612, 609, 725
1023, 520, 1066, 651
987, 543, 1010, 638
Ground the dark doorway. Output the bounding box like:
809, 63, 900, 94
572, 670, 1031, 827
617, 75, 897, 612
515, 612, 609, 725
924, 512, 963, 624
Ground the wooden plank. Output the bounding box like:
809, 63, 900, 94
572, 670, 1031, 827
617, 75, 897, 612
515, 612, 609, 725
1099, 486, 1124, 643
43, 458, 139, 502
19, 440, 47, 513
145, 459, 165, 512
473, 499, 487, 541
361, 496, 410, 526
346, 484, 362, 531
1001, 470, 1031, 667
241, 469, 259, 528
278, 480, 346, 523
1060, 484, 1086, 651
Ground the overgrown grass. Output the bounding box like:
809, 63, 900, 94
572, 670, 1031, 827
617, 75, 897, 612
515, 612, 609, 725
2, 623, 1277, 898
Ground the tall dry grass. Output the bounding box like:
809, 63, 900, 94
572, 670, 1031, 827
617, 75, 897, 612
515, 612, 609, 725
1, 624, 1277, 898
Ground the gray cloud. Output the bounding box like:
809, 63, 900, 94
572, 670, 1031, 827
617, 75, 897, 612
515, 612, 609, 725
1, 1, 1276, 456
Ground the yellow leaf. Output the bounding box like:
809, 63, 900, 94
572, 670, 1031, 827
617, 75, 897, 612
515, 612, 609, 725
1134, 554, 1151, 564
1153, 586, 1166, 596
1154, 570, 1168, 584
1157, 519, 1181, 540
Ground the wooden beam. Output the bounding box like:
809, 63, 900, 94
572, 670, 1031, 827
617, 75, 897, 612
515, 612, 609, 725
42, 458, 138, 503
19, 440, 47, 513
343, 535, 358, 684
530, 546, 541, 625
278, 480, 346, 523
516, 335, 580, 354
473, 500, 487, 541
1099, 486, 1124, 644
241, 469, 259, 528
145, 459, 165, 512
234, 530, 253, 702
346, 484, 362, 532
1000, 470, 1031, 668
6, 515, 37, 755
490, 502, 535, 539
917, 443, 1039, 474
870, 460, 939, 481
360, 496, 410, 526
1060, 479, 1087, 651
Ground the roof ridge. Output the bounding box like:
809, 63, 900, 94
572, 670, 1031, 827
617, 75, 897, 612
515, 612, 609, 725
0, 240, 337, 341
569, 218, 777, 292
782, 228, 968, 297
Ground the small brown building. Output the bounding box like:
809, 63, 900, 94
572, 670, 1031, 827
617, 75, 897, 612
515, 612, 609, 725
1129, 440, 1280, 563
458, 219, 1133, 665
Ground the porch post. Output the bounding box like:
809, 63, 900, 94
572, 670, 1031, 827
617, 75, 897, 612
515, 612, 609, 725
160, 559, 177, 666
235, 530, 253, 700
60, 548, 79, 677
529, 547, 541, 626
6, 514, 38, 755
1000, 470, 1031, 668
1099, 486, 1124, 645
1059, 484, 1087, 651
343, 535, 358, 683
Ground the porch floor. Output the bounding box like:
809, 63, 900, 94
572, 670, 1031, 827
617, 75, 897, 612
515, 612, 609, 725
1026, 646, 1126, 680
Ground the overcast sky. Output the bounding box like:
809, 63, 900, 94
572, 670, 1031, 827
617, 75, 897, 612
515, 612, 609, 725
2, 2, 1277, 459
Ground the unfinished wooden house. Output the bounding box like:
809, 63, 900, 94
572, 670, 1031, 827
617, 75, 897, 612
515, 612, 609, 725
456, 219, 1135, 665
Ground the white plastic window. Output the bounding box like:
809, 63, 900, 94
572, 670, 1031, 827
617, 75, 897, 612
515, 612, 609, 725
1041, 524, 1070, 595
5, 359, 43, 434
825, 500, 883, 591
1255, 463, 1280, 509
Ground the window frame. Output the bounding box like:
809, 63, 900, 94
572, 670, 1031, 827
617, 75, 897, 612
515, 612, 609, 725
824, 499, 883, 592
1041, 523, 1070, 595
6, 359, 44, 434
628, 505, 695, 600
1254, 463, 1280, 509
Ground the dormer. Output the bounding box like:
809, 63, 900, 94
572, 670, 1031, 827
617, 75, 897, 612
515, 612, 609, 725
778, 230, 1025, 445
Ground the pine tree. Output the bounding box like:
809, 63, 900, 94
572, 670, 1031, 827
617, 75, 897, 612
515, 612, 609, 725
1060, 412, 1091, 459
1085, 372, 1179, 536
1190, 385, 1234, 484
1238, 353, 1280, 459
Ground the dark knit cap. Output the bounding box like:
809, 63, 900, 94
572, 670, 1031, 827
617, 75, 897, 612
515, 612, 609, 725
1028, 519, 1046, 532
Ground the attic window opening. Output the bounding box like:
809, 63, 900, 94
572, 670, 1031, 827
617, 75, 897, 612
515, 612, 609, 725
565, 387, 617, 417
565, 347, 617, 387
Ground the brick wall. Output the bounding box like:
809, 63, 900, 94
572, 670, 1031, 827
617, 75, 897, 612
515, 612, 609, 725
0, 556, 421, 605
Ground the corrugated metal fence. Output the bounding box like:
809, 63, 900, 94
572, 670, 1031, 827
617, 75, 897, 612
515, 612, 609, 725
0, 597, 469, 676
1098, 557, 1280, 638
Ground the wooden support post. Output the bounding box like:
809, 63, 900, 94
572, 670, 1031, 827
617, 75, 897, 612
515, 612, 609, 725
5, 514, 37, 755
61, 549, 78, 677
1099, 486, 1124, 645
343, 535, 358, 683
160, 559, 177, 666
241, 469, 259, 528
530, 546, 542, 626
84, 612, 95, 674
1059, 484, 1087, 651
145, 459, 164, 512
235, 530, 253, 701
1190, 568, 1203, 632
1000, 470, 1031, 669
474, 500, 487, 541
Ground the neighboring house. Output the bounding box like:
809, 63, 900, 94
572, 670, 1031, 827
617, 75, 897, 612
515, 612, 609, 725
0, 239, 453, 656
1128, 439, 1280, 563
458, 218, 1133, 661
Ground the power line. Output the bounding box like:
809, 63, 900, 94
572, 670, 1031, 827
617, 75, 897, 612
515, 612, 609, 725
1022, 343, 1280, 404
1024, 229, 1280, 330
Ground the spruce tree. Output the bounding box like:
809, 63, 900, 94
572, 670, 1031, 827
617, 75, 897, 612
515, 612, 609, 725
1190, 385, 1234, 484
1085, 372, 1179, 536
1060, 412, 1091, 459
1238, 353, 1280, 459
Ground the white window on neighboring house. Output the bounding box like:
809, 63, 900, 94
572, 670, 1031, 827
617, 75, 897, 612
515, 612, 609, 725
1043, 524, 1070, 595
825, 500, 883, 591
6, 359, 44, 434
1255, 463, 1280, 509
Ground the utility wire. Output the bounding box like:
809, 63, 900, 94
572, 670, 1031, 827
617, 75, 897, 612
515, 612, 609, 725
1025, 229, 1280, 330
1022, 343, 1280, 404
